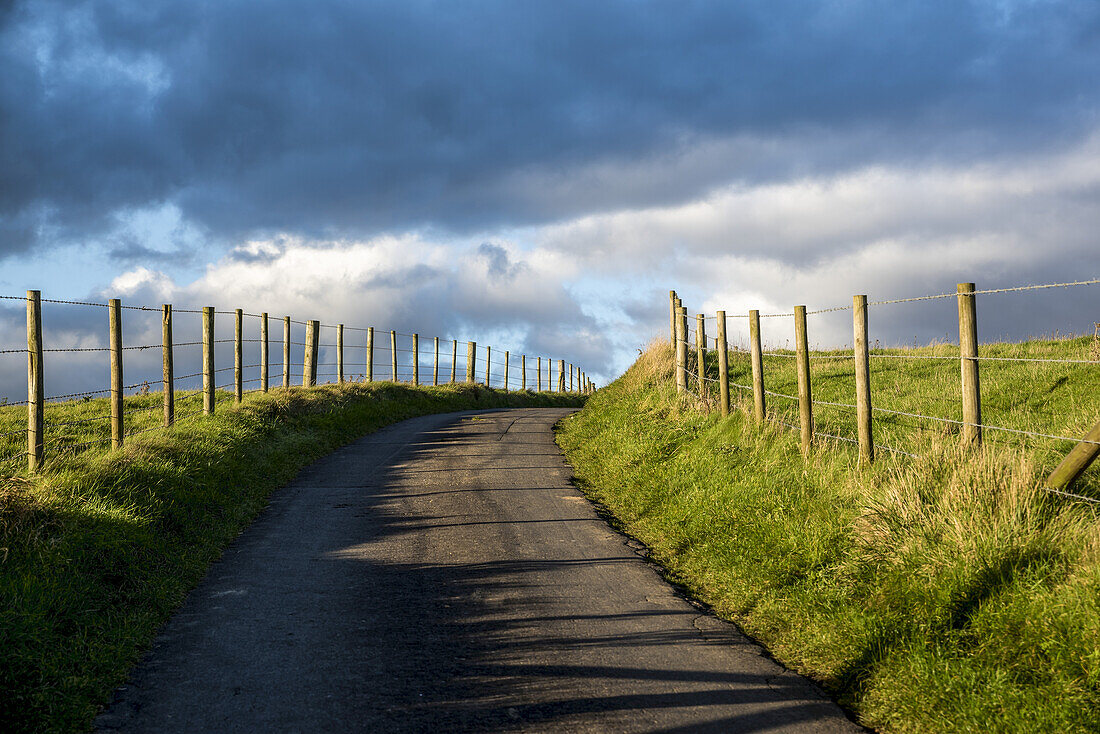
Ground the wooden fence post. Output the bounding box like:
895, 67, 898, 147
669, 290, 677, 346
537, 356, 542, 391
234, 308, 243, 403
203, 307, 215, 414
504, 351, 510, 392
433, 336, 439, 386
676, 307, 689, 393
522, 354, 527, 390
467, 341, 476, 383
390, 330, 398, 382
412, 333, 419, 386
794, 305, 813, 455
749, 309, 765, 423
366, 326, 374, 382
958, 282, 982, 447
162, 304, 174, 427
450, 339, 457, 383
716, 310, 729, 417
558, 359, 565, 392
1046, 419, 1100, 490
26, 290, 43, 471
303, 320, 319, 387
260, 312, 269, 392
695, 314, 706, 397
337, 324, 345, 384
282, 316, 290, 389
486, 346, 492, 387
853, 295, 874, 465
109, 298, 124, 449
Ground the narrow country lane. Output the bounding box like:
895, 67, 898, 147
94, 408, 862, 733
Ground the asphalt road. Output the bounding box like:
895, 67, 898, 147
95, 408, 862, 733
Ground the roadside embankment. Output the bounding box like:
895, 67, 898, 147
557, 343, 1099, 733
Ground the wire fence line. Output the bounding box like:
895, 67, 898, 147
668, 278, 1100, 505
1, 290, 596, 472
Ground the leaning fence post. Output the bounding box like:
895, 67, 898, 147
749, 309, 765, 423
234, 308, 243, 403
958, 282, 982, 447
162, 304, 174, 427
26, 290, 44, 471
203, 307, 215, 413
390, 330, 398, 382
794, 305, 813, 455
260, 312, 269, 392
466, 341, 476, 383
366, 326, 374, 382
109, 298, 124, 449
1046, 419, 1100, 491
558, 359, 566, 392
282, 316, 290, 389
433, 336, 439, 386
716, 310, 729, 417
853, 295, 874, 465
412, 333, 419, 386
303, 320, 319, 387
695, 314, 706, 398
337, 324, 345, 384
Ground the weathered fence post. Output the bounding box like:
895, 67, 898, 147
234, 308, 243, 403
390, 330, 398, 382
412, 333, 419, 386
450, 339, 457, 383
522, 354, 527, 390
504, 351, 510, 392
558, 359, 565, 392
366, 326, 374, 382
676, 306, 688, 393
109, 298, 124, 449
669, 290, 678, 346
433, 336, 439, 386
716, 310, 729, 417
794, 305, 813, 455
303, 320, 319, 387
260, 312, 269, 392
26, 290, 43, 471
853, 295, 874, 465
162, 304, 174, 427
537, 356, 542, 391
282, 316, 290, 389
203, 307, 215, 414
749, 309, 765, 423
695, 314, 706, 397
486, 346, 492, 387
337, 324, 345, 384
467, 341, 476, 383
958, 282, 982, 447
1046, 419, 1100, 491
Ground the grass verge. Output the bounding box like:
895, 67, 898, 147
0, 382, 583, 734
557, 342, 1100, 733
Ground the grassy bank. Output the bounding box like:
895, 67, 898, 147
557, 342, 1100, 733
0, 382, 583, 734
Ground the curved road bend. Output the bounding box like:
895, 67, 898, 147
95, 408, 862, 733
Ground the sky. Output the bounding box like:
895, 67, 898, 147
1, 0, 1099, 397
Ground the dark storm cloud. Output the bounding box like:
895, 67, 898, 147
2, 0, 1100, 256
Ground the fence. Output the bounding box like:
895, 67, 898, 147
1, 291, 596, 474
667, 279, 1100, 502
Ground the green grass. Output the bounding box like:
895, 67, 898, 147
0, 381, 584, 734
557, 340, 1100, 733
